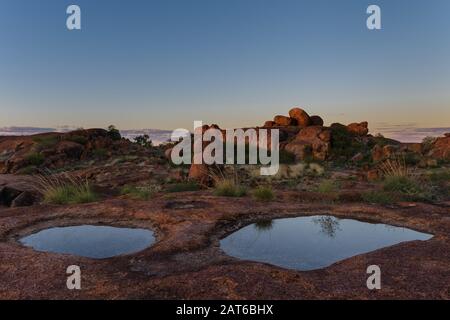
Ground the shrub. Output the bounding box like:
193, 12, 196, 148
383, 176, 422, 195
362, 191, 395, 204
167, 181, 200, 193
35, 174, 98, 205
107, 125, 122, 141
422, 136, 436, 153
317, 179, 339, 193
379, 156, 410, 177
214, 179, 247, 197
33, 136, 59, 149
133, 134, 152, 148
26, 152, 45, 166
428, 169, 450, 184
17, 165, 38, 175
253, 185, 275, 201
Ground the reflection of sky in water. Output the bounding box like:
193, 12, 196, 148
220, 216, 432, 271
20, 225, 155, 259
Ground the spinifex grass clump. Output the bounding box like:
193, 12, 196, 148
34, 173, 98, 205
378, 155, 410, 178
378, 154, 437, 202
214, 179, 247, 197
317, 179, 339, 193
253, 185, 275, 201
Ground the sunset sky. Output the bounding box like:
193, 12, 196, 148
0, 0, 449, 134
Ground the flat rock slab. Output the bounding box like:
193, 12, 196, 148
0, 193, 449, 299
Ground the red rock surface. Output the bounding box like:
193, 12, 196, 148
0, 194, 449, 299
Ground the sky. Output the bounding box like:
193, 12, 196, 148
0, 0, 449, 133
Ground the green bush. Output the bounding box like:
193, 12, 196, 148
26, 152, 45, 166
317, 179, 339, 193
214, 179, 247, 197
107, 125, 122, 141
383, 176, 422, 195
362, 191, 395, 204
253, 185, 275, 201
33, 136, 59, 149
43, 183, 97, 204
167, 182, 200, 193
133, 134, 152, 148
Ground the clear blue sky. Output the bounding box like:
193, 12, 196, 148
0, 0, 449, 130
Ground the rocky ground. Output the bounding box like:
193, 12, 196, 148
0, 193, 449, 299
0, 108, 449, 299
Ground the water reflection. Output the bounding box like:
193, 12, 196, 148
254, 219, 274, 231
312, 216, 341, 238
220, 215, 433, 271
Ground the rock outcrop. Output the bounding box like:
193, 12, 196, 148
285, 126, 331, 161
346, 122, 369, 136
427, 133, 450, 160
288, 108, 311, 127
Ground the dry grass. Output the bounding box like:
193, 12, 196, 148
378, 154, 410, 178
33, 173, 98, 204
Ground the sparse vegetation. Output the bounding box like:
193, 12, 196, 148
422, 136, 437, 153
379, 156, 410, 178
317, 179, 339, 193
107, 125, 122, 141
214, 179, 247, 197
120, 185, 160, 200
362, 190, 395, 204
383, 176, 422, 195
133, 134, 152, 148
253, 185, 275, 201
33, 136, 59, 149
26, 152, 45, 166
35, 173, 98, 205
167, 181, 200, 193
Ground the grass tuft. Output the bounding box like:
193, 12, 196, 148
253, 185, 275, 201
214, 179, 247, 197
34, 173, 98, 205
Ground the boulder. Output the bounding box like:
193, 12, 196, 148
371, 144, 398, 162
188, 164, 209, 185
11, 191, 36, 207
310, 115, 324, 126
273, 115, 296, 127
347, 122, 369, 136
263, 121, 276, 127
0, 186, 22, 206
55, 141, 84, 158
288, 108, 311, 127
284, 126, 331, 161
164, 148, 173, 160
427, 134, 450, 160
367, 169, 380, 181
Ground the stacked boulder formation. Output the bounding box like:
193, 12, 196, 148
261, 107, 370, 161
